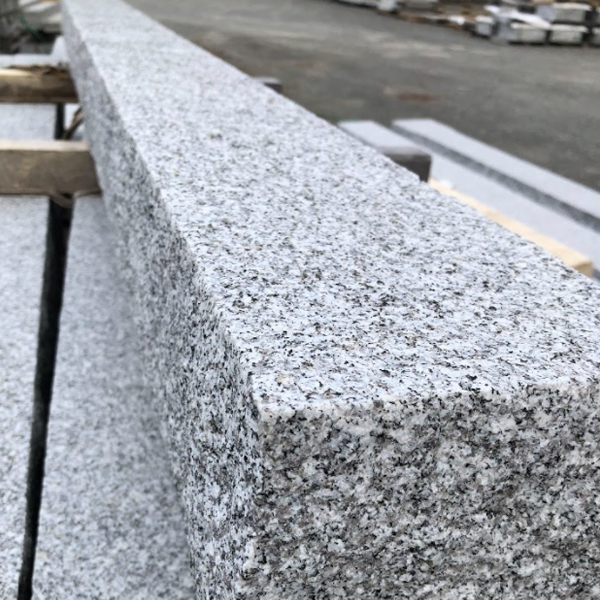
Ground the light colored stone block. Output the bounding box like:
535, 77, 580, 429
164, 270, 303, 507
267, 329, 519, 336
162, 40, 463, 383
0, 53, 54, 600
0, 193, 47, 600
536, 2, 591, 23
33, 197, 194, 600
63, 1, 600, 598
393, 129, 600, 274
497, 21, 548, 43
475, 15, 495, 37
548, 23, 587, 44
377, 0, 399, 13
338, 120, 431, 180
392, 118, 600, 234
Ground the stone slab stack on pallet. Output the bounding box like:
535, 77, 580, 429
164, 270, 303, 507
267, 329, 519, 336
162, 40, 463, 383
478, 1, 598, 45
537, 1, 592, 22
24, 0, 600, 598
335, 0, 596, 43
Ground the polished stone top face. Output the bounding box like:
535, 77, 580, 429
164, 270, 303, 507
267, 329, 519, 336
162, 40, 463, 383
33, 198, 194, 600
63, 0, 600, 597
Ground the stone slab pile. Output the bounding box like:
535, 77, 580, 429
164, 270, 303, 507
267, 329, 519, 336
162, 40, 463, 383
392, 118, 600, 238
53, 0, 600, 598
478, 2, 598, 45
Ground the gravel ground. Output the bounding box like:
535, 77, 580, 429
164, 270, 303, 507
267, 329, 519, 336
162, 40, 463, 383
129, 0, 600, 191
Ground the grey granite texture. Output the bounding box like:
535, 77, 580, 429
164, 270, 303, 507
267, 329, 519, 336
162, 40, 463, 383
0, 196, 47, 600
33, 197, 195, 600
0, 98, 53, 599
63, 0, 600, 597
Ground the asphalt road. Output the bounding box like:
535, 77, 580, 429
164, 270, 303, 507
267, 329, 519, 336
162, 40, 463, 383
129, 0, 600, 191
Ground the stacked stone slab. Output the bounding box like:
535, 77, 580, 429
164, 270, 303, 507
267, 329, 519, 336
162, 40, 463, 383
389, 118, 600, 275
0, 58, 54, 600
338, 120, 432, 181
33, 197, 194, 599
61, 0, 600, 598
392, 118, 600, 236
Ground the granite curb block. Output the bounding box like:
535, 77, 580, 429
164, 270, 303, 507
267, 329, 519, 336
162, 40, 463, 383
63, 0, 600, 597
338, 120, 432, 181
348, 120, 600, 274
0, 55, 54, 600
33, 197, 195, 600
392, 118, 600, 234
0, 196, 47, 600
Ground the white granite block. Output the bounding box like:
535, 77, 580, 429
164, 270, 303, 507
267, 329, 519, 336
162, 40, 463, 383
33, 197, 195, 600
389, 129, 600, 273
377, 0, 399, 13
0, 194, 47, 599
497, 21, 548, 43
392, 118, 600, 234
548, 23, 587, 44
0, 59, 54, 597
338, 120, 431, 180
475, 15, 495, 37
536, 2, 591, 23
62, 0, 600, 598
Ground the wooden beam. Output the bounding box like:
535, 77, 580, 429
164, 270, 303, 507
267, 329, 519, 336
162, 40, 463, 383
0, 140, 99, 195
0, 66, 77, 104
430, 179, 594, 277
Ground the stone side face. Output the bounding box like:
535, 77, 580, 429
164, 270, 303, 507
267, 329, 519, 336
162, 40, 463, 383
33, 198, 195, 600
63, 1, 600, 598
0, 95, 53, 599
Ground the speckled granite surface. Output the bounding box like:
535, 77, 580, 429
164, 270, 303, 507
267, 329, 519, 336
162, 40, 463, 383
0, 196, 47, 600
33, 197, 194, 599
63, 1, 600, 597
0, 98, 53, 599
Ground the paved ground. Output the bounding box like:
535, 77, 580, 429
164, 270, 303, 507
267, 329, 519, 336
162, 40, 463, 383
129, 0, 600, 191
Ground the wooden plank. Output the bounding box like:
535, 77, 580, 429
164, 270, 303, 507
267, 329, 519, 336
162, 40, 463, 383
0, 67, 77, 104
430, 179, 594, 277
0, 139, 99, 195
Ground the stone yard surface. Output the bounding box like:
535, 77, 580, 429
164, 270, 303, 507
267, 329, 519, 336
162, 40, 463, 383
128, 0, 600, 193
59, 0, 600, 597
